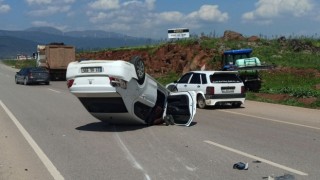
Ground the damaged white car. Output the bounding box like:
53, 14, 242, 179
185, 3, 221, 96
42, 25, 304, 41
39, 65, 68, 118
66, 56, 196, 126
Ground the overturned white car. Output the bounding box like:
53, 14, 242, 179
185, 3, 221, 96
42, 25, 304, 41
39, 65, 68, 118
66, 56, 196, 126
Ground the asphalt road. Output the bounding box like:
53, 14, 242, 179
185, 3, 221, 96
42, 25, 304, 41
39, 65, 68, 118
0, 62, 319, 180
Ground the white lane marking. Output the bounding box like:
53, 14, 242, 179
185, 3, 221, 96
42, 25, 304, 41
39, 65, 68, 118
218, 110, 320, 131
48, 88, 61, 93
0, 100, 64, 180
204, 140, 308, 176
113, 127, 151, 180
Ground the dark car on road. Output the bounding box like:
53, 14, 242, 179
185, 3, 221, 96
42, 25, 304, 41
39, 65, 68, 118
15, 67, 50, 85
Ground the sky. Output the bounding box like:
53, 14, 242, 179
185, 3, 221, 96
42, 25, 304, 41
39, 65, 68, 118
0, 0, 319, 39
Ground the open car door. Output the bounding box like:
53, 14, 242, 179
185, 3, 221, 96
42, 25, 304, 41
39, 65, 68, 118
164, 91, 196, 126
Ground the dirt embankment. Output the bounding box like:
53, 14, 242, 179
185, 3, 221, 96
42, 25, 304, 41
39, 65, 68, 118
76, 30, 320, 108
76, 31, 258, 77
77, 42, 220, 78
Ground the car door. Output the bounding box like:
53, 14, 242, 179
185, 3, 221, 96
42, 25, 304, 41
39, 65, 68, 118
175, 73, 192, 92
184, 73, 202, 92
164, 91, 196, 126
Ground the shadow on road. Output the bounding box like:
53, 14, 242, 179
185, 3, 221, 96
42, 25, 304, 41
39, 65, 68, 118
76, 122, 148, 132
76, 120, 197, 132
202, 104, 245, 110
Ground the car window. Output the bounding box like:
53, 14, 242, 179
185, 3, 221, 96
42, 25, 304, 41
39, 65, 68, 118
201, 74, 207, 84
189, 73, 201, 84
210, 74, 242, 83
30, 68, 48, 73
20, 68, 27, 74
178, 73, 192, 83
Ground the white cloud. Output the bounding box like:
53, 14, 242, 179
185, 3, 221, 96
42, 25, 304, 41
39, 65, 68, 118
28, 6, 71, 16
87, 2, 228, 36
145, 0, 155, 10
89, 0, 120, 10
242, 0, 314, 22
26, 0, 74, 5
158, 11, 184, 22
26, 0, 52, 5
187, 5, 229, 22
0, 0, 10, 13
26, 0, 75, 17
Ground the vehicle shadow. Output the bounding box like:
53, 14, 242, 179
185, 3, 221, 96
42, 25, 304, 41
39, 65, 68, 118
76, 121, 197, 132
202, 104, 245, 110
76, 122, 149, 132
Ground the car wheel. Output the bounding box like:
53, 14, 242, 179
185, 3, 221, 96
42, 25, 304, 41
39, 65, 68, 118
197, 95, 207, 109
15, 77, 19, 84
232, 102, 241, 108
130, 56, 145, 85
24, 77, 29, 85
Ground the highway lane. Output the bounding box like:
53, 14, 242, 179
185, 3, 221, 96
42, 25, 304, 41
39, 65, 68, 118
1, 62, 320, 180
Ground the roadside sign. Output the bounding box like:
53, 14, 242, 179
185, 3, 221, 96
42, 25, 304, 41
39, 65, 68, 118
168, 28, 190, 39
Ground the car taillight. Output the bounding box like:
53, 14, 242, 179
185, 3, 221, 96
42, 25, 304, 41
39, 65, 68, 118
67, 79, 74, 88
206, 86, 215, 95
241, 86, 246, 94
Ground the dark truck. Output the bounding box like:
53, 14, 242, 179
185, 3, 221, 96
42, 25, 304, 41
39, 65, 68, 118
222, 48, 273, 91
36, 43, 75, 80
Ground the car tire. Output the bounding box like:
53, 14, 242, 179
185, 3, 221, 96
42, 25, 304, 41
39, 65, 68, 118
45, 81, 50, 85
130, 56, 145, 85
15, 78, 19, 84
232, 102, 241, 108
24, 77, 29, 85
197, 95, 207, 109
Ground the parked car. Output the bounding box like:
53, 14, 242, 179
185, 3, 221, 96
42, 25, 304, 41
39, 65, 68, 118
15, 67, 50, 85
166, 71, 246, 109
66, 56, 196, 126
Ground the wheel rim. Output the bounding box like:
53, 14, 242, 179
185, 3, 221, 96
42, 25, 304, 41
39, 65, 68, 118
197, 96, 206, 108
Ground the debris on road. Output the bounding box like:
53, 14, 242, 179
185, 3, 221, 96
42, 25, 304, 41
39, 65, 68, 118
233, 162, 248, 170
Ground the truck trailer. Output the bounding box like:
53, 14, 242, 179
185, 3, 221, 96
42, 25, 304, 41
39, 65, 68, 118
37, 43, 75, 80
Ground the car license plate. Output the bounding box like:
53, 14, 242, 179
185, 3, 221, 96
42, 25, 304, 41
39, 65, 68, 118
81, 67, 102, 73
221, 87, 235, 93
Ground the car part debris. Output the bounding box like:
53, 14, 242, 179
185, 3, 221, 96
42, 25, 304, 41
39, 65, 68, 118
233, 162, 248, 170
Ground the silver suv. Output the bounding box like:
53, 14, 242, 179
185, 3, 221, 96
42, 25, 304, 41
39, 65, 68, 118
166, 71, 246, 109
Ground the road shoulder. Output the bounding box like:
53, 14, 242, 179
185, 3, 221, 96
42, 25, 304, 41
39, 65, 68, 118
0, 103, 54, 180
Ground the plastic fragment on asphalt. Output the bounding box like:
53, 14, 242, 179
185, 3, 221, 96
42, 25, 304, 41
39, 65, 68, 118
233, 162, 248, 170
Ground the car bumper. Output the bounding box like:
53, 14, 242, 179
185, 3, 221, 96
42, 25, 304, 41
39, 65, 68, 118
69, 76, 118, 98
205, 94, 246, 106
28, 78, 50, 83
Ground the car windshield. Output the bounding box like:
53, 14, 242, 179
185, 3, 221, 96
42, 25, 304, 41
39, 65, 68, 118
210, 73, 242, 83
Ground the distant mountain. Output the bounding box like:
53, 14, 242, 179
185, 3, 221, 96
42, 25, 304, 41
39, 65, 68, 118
25, 27, 63, 35
65, 30, 128, 39
0, 36, 38, 58
0, 27, 156, 59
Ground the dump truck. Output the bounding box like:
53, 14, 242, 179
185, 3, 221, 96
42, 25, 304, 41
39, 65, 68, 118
36, 43, 75, 80
221, 48, 272, 91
